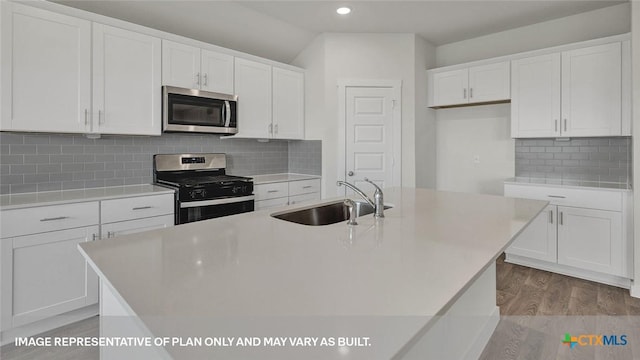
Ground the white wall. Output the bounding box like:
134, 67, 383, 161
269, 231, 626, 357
631, 0, 640, 295
436, 105, 514, 195
432, 3, 631, 195
415, 36, 437, 189
436, 3, 631, 67
293, 33, 430, 196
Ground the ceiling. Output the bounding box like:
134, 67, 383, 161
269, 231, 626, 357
53, 0, 627, 63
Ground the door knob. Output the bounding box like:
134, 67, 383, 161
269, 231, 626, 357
348, 171, 354, 176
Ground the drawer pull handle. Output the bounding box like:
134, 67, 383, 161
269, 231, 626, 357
40, 216, 69, 222
560, 211, 564, 225
267, 190, 279, 193
302, 186, 313, 189
549, 210, 553, 224
547, 195, 566, 199
107, 231, 116, 238
132, 206, 152, 210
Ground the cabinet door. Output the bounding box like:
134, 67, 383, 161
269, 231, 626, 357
272, 67, 304, 140
102, 215, 174, 239
161, 40, 201, 89
93, 24, 161, 135
468, 61, 510, 103
431, 69, 468, 107
507, 205, 557, 263
1, 226, 99, 329
561, 42, 622, 136
557, 207, 623, 276
510, 54, 561, 138
201, 49, 234, 94
234, 58, 272, 138
1, 3, 91, 133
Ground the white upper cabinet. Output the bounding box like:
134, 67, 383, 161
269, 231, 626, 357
93, 24, 161, 135
234, 58, 272, 138
511, 41, 626, 138
511, 53, 561, 138
201, 49, 234, 94
1, 3, 91, 133
161, 40, 201, 89
561, 42, 621, 137
431, 69, 468, 107
233, 59, 305, 140
428, 61, 510, 108
272, 67, 304, 140
162, 40, 234, 94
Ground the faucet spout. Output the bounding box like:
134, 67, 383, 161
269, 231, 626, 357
336, 180, 385, 218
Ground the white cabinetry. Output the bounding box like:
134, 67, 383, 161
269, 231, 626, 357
100, 194, 174, 239
234, 58, 305, 140
255, 178, 320, 210
0, 202, 100, 332
93, 24, 161, 135
162, 40, 234, 94
504, 183, 632, 287
0, 3, 91, 133
428, 61, 510, 108
0, 2, 161, 135
511, 41, 628, 138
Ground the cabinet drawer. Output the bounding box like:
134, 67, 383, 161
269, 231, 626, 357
255, 197, 289, 210
289, 192, 320, 206
255, 182, 289, 201
504, 184, 622, 211
289, 179, 320, 196
1, 202, 99, 238
101, 194, 174, 224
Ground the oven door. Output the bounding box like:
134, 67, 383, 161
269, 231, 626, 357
178, 195, 254, 224
163, 86, 237, 134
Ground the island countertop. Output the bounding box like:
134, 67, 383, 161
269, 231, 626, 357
79, 188, 546, 358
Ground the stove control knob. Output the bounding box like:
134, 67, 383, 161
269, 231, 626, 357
232, 186, 239, 194
201, 190, 206, 198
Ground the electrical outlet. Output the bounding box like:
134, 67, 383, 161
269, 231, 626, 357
473, 155, 480, 164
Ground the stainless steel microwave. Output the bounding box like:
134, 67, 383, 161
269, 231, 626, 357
162, 86, 238, 135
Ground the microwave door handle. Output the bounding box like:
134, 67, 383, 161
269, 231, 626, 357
224, 101, 231, 127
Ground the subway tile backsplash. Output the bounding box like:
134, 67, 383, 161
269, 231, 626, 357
0, 133, 322, 195
515, 137, 632, 185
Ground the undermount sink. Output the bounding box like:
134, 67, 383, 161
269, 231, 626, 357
271, 200, 392, 226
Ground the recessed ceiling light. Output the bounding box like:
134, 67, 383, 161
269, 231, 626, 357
336, 7, 351, 15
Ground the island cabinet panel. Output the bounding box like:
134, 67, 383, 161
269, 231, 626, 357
504, 183, 632, 287
1, 2, 91, 133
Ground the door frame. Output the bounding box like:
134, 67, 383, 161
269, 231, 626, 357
337, 79, 402, 195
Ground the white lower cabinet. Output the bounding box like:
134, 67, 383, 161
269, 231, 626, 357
0, 191, 175, 343
557, 206, 622, 276
254, 178, 321, 210
1, 226, 99, 329
504, 183, 632, 287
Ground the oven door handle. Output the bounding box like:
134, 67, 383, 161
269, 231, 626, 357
180, 195, 255, 208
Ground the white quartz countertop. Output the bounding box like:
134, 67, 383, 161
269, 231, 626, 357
0, 184, 175, 210
79, 188, 546, 359
505, 177, 632, 191
250, 173, 321, 184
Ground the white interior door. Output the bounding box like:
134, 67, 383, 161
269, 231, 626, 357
343, 85, 399, 194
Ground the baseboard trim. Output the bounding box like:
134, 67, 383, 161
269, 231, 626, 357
505, 253, 631, 289
630, 284, 640, 298
0, 305, 98, 346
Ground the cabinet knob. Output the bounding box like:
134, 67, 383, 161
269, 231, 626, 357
348, 171, 354, 177
463, 88, 467, 99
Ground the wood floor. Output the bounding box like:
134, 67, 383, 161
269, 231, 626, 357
479, 254, 640, 360
2, 255, 639, 359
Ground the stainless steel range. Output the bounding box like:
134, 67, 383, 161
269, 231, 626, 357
153, 153, 254, 224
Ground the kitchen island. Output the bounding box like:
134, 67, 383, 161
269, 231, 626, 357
79, 188, 546, 359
